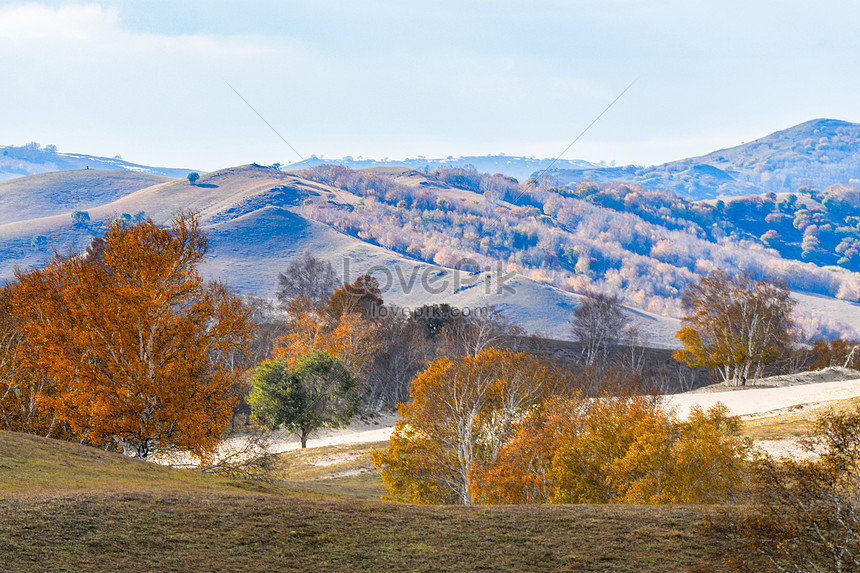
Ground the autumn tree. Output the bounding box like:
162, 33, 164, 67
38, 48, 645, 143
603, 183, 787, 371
571, 290, 629, 366
0, 284, 66, 437
373, 348, 552, 505
274, 275, 383, 398
470, 394, 586, 504
325, 273, 383, 320
8, 212, 254, 460
248, 350, 358, 448
550, 400, 748, 504
713, 408, 860, 572
808, 338, 860, 370
674, 271, 796, 386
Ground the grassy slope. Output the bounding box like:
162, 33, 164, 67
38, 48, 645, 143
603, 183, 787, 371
0, 430, 734, 572
0, 170, 172, 225
739, 395, 860, 442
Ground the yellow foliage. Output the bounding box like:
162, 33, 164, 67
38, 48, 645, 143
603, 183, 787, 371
550, 399, 749, 504
374, 348, 552, 505
273, 299, 381, 388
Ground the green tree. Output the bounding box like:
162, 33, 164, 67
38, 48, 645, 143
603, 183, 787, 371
187, 172, 200, 185
249, 350, 358, 448
70, 211, 90, 227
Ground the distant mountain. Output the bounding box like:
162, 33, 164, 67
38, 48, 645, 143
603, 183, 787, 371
284, 155, 598, 182
0, 142, 195, 181
550, 119, 860, 200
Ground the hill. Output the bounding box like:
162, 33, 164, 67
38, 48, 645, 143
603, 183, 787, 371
551, 119, 860, 200
0, 164, 685, 346
0, 142, 195, 181
5, 163, 860, 343
557, 178, 860, 275
0, 170, 172, 225
0, 430, 734, 572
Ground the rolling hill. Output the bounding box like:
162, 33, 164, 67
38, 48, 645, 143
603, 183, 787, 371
0, 170, 171, 225
4, 161, 860, 345
0, 164, 682, 346
550, 119, 860, 200
4, 119, 860, 345
0, 142, 196, 181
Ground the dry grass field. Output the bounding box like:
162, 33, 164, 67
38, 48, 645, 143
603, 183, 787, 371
0, 430, 736, 572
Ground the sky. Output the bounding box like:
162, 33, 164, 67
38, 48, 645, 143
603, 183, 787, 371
1, 1, 859, 172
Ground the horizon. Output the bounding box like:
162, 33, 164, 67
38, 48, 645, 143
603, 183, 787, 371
2, 2, 859, 172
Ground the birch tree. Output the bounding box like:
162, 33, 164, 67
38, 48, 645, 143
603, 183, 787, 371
674, 271, 796, 386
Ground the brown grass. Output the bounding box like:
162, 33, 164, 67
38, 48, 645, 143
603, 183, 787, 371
0, 430, 734, 572
739, 396, 860, 441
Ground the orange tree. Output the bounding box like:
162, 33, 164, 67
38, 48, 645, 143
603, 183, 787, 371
372, 347, 552, 505
0, 284, 67, 437
550, 400, 749, 504
9, 212, 253, 460
469, 394, 586, 504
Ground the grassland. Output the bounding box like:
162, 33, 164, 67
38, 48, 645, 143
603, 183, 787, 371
0, 430, 738, 572
739, 396, 860, 442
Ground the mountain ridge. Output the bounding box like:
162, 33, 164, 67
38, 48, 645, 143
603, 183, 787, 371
551, 118, 860, 199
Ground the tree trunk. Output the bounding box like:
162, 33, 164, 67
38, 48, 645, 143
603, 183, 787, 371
301, 429, 309, 448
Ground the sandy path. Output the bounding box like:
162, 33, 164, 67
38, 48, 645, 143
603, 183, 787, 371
250, 412, 400, 454
217, 375, 860, 457
665, 378, 860, 419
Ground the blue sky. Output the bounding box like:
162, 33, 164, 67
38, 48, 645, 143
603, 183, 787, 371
2, 1, 858, 171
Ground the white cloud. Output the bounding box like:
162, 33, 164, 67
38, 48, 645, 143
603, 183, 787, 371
0, 3, 118, 41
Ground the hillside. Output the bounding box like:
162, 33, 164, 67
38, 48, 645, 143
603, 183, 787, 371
551, 119, 860, 200
0, 170, 172, 225
0, 142, 195, 181
5, 162, 860, 343
0, 430, 734, 572
558, 178, 860, 275
0, 164, 684, 346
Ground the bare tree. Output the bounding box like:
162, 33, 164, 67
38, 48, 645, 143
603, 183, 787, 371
711, 408, 860, 572
276, 253, 340, 310
570, 290, 629, 367
448, 306, 525, 358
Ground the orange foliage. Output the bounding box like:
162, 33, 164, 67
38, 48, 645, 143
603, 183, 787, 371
6, 213, 253, 460
0, 284, 68, 437
808, 338, 860, 370
373, 348, 552, 505
470, 395, 585, 504
274, 296, 381, 388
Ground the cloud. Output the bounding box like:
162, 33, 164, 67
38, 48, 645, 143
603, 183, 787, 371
0, 3, 118, 41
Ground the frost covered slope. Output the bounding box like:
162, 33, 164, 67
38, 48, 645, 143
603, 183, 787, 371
3, 164, 860, 348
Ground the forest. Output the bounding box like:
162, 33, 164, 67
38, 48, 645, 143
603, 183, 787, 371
294, 164, 860, 339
